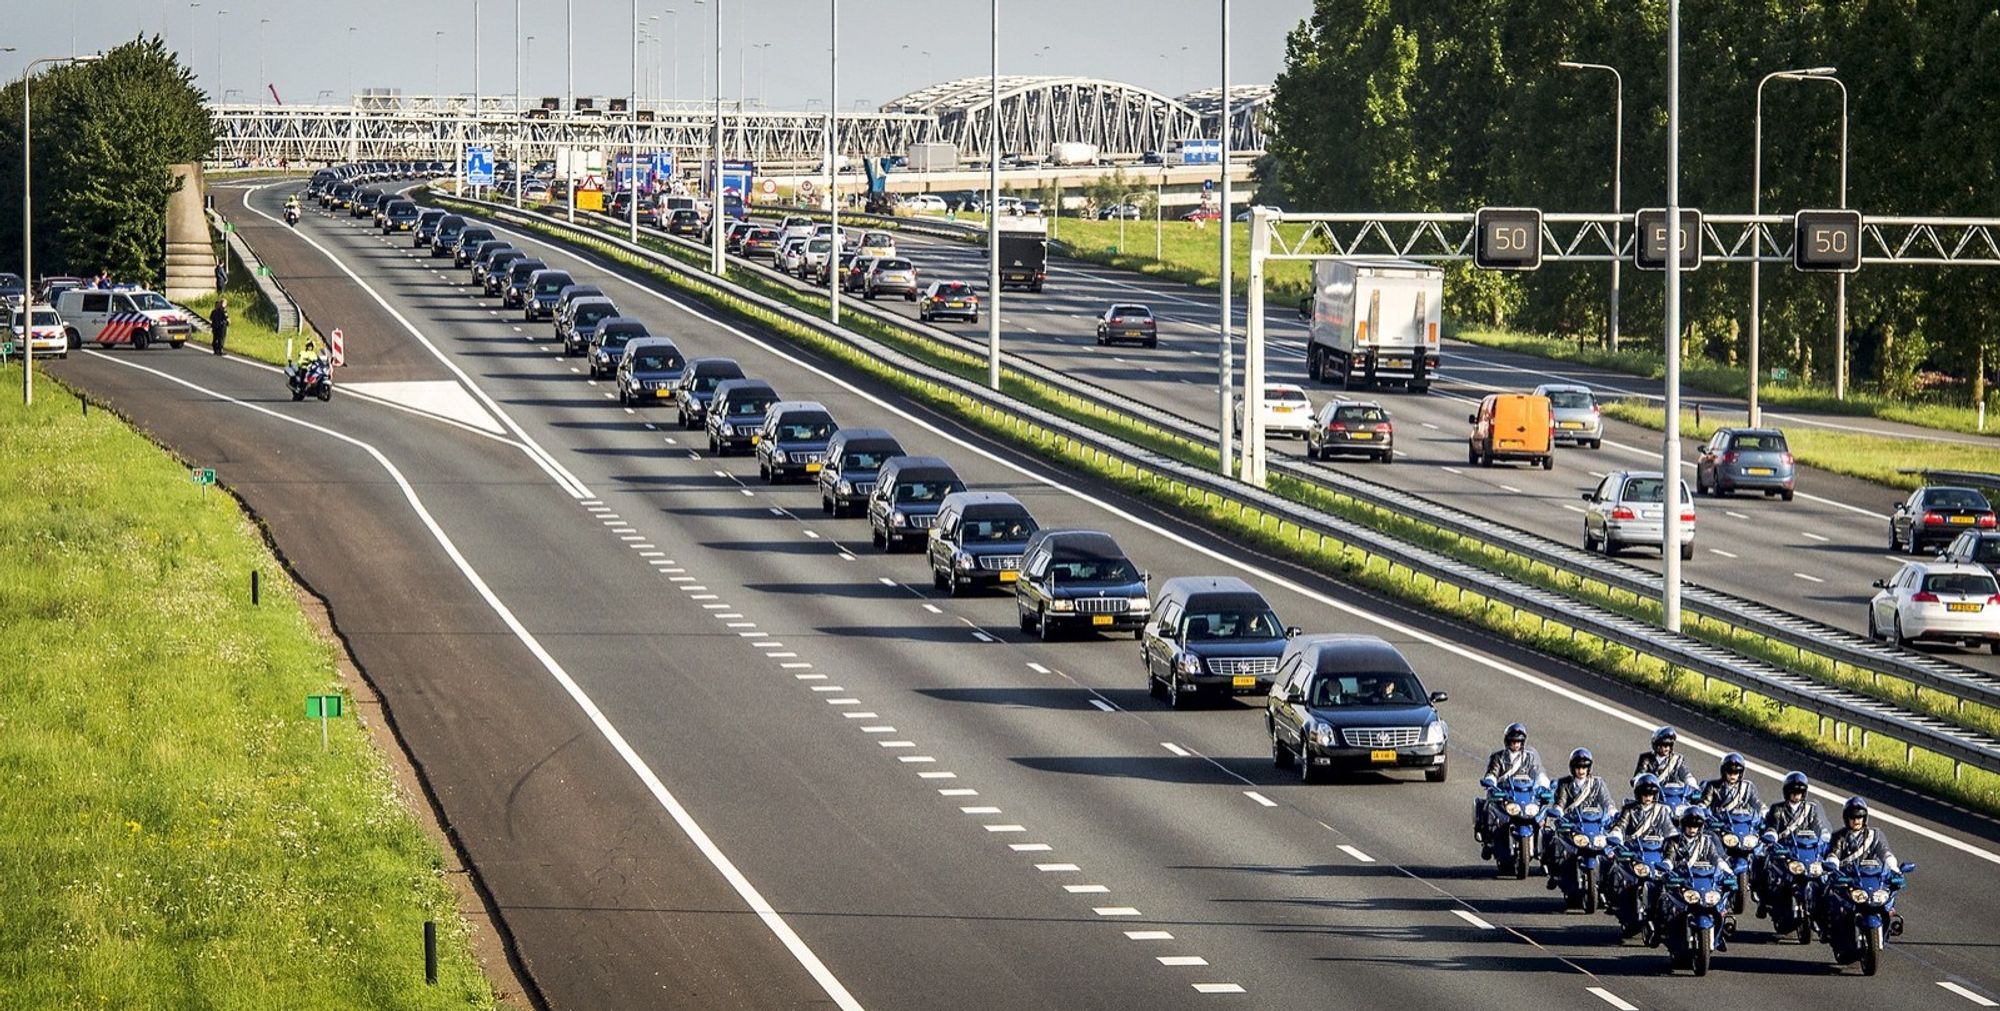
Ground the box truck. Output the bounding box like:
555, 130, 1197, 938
907, 142, 958, 172
989, 215, 1048, 292
1301, 258, 1443, 392
1048, 141, 1100, 166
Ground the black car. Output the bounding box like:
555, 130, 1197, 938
451, 227, 498, 267
587, 315, 647, 378
666, 208, 704, 235
1891, 485, 1996, 554
818, 428, 905, 518
1305, 398, 1394, 463
349, 188, 380, 217
467, 240, 514, 280
706, 378, 780, 456
383, 199, 421, 232
482, 250, 527, 294
615, 336, 686, 406
1265, 634, 1449, 783
755, 401, 840, 483
926, 491, 1038, 595
1939, 530, 2000, 579
1142, 576, 1296, 707
414, 208, 448, 246
501, 258, 548, 308
1013, 529, 1149, 640
675, 357, 746, 430
430, 215, 469, 257
563, 297, 619, 357
917, 281, 980, 324
524, 269, 575, 321
867, 456, 966, 551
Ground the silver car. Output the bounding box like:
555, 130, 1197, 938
1582, 471, 1695, 560
1868, 561, 2000, 651
865, 258, 920, 301
1534, 383, 1603, 449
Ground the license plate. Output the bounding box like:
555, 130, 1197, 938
947, 301, 965, 308
805, 462, 822, 473
1350, 432, 1373, 440
1949, 602, 1982, 612
1370, 749, 1397, 764
749, 435, 760, 445
1560, 421, 1583, 429
1951, 515, 1975, 525
1232, 675, 1257, 688
1384, 359, 1408, 369
1746, 467, 1774, 476
998, 571, 1018, 583
1091, 614, 1114, 627
1124, 330, 1142, 337
1275, 406, 1295, 413
655, 389, 672, 398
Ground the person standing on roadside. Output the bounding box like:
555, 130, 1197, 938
214, 258, 228, 293
209, 298, 229, 356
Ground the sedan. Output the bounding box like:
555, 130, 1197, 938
1696, 427, 1796, 500
1868, 561, 2000, 652
740, 227, 782, 259
1582, 471, 1695, 560
1535, 383, 1604, 449
864, 258, 919, 301
1234, 383, 1315, 440
917, 281, 979, 324
1095, 304, 1157, 348
1266, 634, 1449, 783
1305, 398, 1393, 462
1890, 486, 1996, 554
1938, 530, 2000, 578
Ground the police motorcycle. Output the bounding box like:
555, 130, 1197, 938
1481, 774, 1553, 880
1715, 807, 1765, 914
1820, 857, 1914, 975
285, 202, 301, 226
1760, 828, 1828, 942
288, 345, 332, 402
1659, 779, 1696, 817
1657, 855, 1734, 976
1606, 831, 1668, 941
1547, 805, 1612, 913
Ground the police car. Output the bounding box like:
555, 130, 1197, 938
9, 303, 67, 358
52, 287, 194, 350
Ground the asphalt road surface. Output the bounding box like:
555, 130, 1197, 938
47, 182, 2000, 1010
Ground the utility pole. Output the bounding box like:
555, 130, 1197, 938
1661, 0, 1683, 632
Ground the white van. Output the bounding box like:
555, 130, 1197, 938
53, 287, 194, 350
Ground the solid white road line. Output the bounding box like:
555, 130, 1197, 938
1337, 845, 1375, 863
1451, 910, 1495, 930
1939, 981, 2000, 1006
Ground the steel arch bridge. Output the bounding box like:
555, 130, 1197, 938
1175, 84, 1274, 153
880, 76, 1209, 158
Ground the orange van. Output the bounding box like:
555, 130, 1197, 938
1467, 393, 1555, 469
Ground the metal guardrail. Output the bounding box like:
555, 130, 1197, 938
448, 193, 2000, 778
562, 201, 2000, 718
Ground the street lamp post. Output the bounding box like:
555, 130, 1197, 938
1557, 60, 1622, 352
1750, 66, 1838, 425
1115, 190, 1145, 251
1218, 0, 1233, 475
346, 25, 358, 100
187, 3, 201, 89
1662, 0, 1683, 632
753, 42, 772, 108
21, 54, 100, 406
257, 17, 269, 106
215, 8, 227, 99
987, 0, 1000, 390
515, 0, 524, 207
666, 8, 679, 103
828, 0, 840, 323
710, 0, 724, 274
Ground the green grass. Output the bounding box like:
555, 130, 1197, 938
1455, 327, 2000, 437
0, 365, 496, 1009
1602, 401, 2000, 491
177, 293, 299, 369
453, 196, 2000, 817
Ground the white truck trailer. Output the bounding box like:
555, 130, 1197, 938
1301, 258, 1443, 392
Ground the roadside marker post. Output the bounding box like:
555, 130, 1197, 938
329, 328, 346, 367
305, 693, 344, 751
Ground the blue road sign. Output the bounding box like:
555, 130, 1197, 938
466, 147, 495, 186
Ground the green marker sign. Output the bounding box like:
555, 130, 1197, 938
306, 693, 344, 751
1, 340, 14, 359
191, 467, 216, 485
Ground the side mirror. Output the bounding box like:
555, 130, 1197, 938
1141, 570, 1152, 584
1899, 862, 1918, 874
1467, 413, 1478, 424
1282, 689, 1305, 705
1760, 830, 1778, 844
1580, 492, 1595, 502
1285, 625, 1303, 639
1428, 691, 1449, 705
1870, 579, 1887, 589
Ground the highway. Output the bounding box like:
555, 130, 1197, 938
696, 215, 2000, 678
50, 181, 2000, 1010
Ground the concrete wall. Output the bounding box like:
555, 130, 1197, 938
164, 162, 218, 301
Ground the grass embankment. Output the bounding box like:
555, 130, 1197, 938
178, 292, 298, 369
1455, 328, 1998, 437
0, 365, 494, 1008
443, 196, 2000, 817
1601, 401, 2000, 492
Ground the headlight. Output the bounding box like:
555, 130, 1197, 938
1633, 864, 1652, 879
1722, 833, 1740, 848
955, 553, 976, 571
836, 480, 852, 494
1048, 599, 1074, 612
769, 450, 788, 464
1850, 888, 1870, 903
1682, 889, 1701, 904
1310, 722, 1338, 747
1175, 653, 1203, 676
1523, 803, 1541, 818
1787, 860, 1805, 874
1703, 890, 1723, 906
1805, 862, 1823, 876
1870, 889, 1891, 905
1422, 721, 1446, 745
1504, 802, 1523, 816
1573, 833, 1592, 848
1129, 597, 1151, 613
1592, 835, 1608, 849
890, 511, 907, 527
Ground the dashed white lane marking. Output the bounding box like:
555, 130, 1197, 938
769, 507, 784, 516
702, 604, 729, 610
1092, 907, 1141, 917
1561, 504, 1588, 515
959, 806, 1002, 814
983, 824, 1027, 833
1089, 699, 1116, 712
898, 756, 937, 763
1499, 484, 1522, 494
1192, 983, 1246, 994
781, 662, 814, 669
1160, 742, 1191, 757
810, 686, 842, 693
1442, 466, 1463, 475
1027, 662, 1051, 674
879, 741, 916, 749
1158, 956, 1209, 967
1802, 531, 1830, 542
649, 560, 675, 567
1064, 884, 1111, 894
1125, 930, 1174, 940
862, 726, 896, 733
841, 711, 877, 719
1036, 862, 1079, 872
794, 673, 826, 680
1337, 844, 1375, 863
804, 530, 821, 538
1009, 843, 1052, 852
1420, 422, 1440, 430
917, 771, 956, 779
1726, 510, 1750, 520
1709, 548, 1738, 558
1794, 572, 1826, 583
1938, 981, 1999, 1006
1586, 987, 1639, 1011
639, 551, 665, 557
727, 621, 757, 628
939, 788, 978, 797
971, 631, 996, 642
839, 552, 857, 561
877, 576, 898, 586
827, 698, 860, 705
681, 585, 711, 592
922, 603, 943, 614
740, 489, 756, 497
690, 594, 718, 599
1452, 910, 1496, 930
1243, 791, 1277, 808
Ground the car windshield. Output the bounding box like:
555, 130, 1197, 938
776, 417, 835, 440
598, 330, 635, 349
16, 310, 59, 327
1110, 305, 1150, 318
534, 278, 570, 294
842, 448, 897, 470
631, 351, 683, 371
728, 396, 774, 418
877, 259, 912, 271
751, 229, 778, 241
894, 478, 963, 504
129, 292, 172, 311
1182, 608, 1284, 641
512, 264, 544, 281
863, 232, 892, 247
1306, 671, 1424, 707
1924, 572, 1999, 595
1620, 477, 1688, 504
1731, 433, 1788, 452
1925, 488, 1992, 511
1048, 555, 1138, 583
1334, 405, 1387, 424
936, 284, 973, 297
1547, 390, 1594, 409
1265, 387, 1307, 403
809, 240, 832, 252
962, 509, 1036, 542
575, 307, 615, 327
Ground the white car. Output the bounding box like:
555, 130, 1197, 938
1582, 471, 1695, 560
10, 304, 67, 357
858, 230, 896, 259
1234, 383, 1317, 439
777, 215, 816, 246
1868, 561, 2000, 652
904, 194, 948, 212
777, 237, 811, 275
52, 287, 193, 350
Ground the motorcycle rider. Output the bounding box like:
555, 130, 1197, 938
1633, 726, 1700, 794
1475, 722, 1547, 860
1754, 771, 1828, 917
1657, 806, 1731, 948
1545, 748, 1616, 887
1606, 774, 1675, 935
1697, 752, 1763, 818
1826, 797, 1899, 870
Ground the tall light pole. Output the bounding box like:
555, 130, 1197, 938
737, 0, 746, 111
526, 35, 535, 89
565, 0, 576, 222
433, 31, 444, 99
22, 54, 100, 407
828, 0, 841, 323
346, 25, 358, 100
257, 17, 269, 106
986, 0, 1000, 390
753, 42, 772, 108
1218, 0, 1233, 475
215, 8, 228, 99
710, 0, 724, 274
1662, 0, 1683, 632
1557, 60, 1622, 352
1749, 66, 1837, 426
666, 7, 679, 102
514, 0, 524, 207
629, 0, 640, 243
187, 3, 201, 91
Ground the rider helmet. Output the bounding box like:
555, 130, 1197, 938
1632, 773, 1661, 799
1781, 771, 1809, 796
1651, 726, 1678, 749
1568, 747, 1593, 770
1843, 797, 1870, 823
1504, 722, 1528, 746
1720, 753, 1745, 776
1680, 806, 1710, 831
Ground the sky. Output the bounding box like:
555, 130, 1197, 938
2, 1, 1314, 110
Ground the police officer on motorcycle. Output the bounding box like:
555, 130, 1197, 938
1697, 753, 1762, 817
1606, 774, 1675, 936
1755, 771, 1828, 917
1657, 806, 1731, 949
1475, 722, 1547, 860
1826, 797, 1898, 870
1633, 726, 1700, 792
1545, 748, 1616, 885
